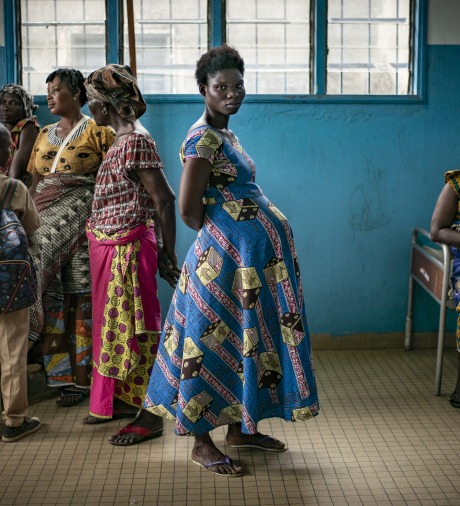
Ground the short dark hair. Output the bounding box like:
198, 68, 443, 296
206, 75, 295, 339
46, 68, 87, 106
195, 44, 245, 86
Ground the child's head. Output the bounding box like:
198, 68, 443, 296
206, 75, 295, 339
0, 123, 11, 169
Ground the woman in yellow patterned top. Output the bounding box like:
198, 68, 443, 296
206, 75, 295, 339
27, 68, 115, 406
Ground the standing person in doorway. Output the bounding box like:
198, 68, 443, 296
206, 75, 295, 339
142, 45, 319, 477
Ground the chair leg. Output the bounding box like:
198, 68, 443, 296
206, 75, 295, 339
434, 307, 447, 396
405, 276, 414, 351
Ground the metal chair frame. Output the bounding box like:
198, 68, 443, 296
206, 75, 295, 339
405, 227, 456, 395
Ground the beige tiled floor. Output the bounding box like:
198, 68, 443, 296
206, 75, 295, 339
1, 348, 460, 506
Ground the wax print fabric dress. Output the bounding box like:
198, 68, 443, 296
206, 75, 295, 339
445, 170, 460, 352
27, 118, 115, 387
145, 126, 319, 435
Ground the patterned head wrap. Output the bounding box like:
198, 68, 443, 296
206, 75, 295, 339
0, 84, 38, 118
85, 64, 146, 122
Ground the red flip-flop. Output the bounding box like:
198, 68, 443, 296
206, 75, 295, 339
109, 424, 164, 446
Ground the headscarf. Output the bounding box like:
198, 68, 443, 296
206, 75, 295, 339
85, 64, 146, 122
0, 84, 38, 118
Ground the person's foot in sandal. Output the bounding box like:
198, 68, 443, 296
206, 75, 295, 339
225, 422, 287, 452
56, 386, 90, 407
109, 409, 164, 446
83, 411, 137, 424
192, 432, 243, 477
2, 417, 41, 442
83, 399, 138, 424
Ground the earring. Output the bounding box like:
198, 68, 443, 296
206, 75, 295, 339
102, 106, 108, 116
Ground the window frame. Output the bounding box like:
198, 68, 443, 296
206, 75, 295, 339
5, 0, 427, 105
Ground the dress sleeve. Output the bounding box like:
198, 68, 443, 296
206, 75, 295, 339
181, 128, 223, 165
124, 134, 164, 172
445, 170, 460, 197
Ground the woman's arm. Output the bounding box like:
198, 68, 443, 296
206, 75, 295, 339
431, 183, 460, 247
28, 173, 43, 196
136, 167, 181, 286
9, 122, 38, 180
178, 157, 212, 231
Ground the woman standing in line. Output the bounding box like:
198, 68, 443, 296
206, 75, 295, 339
27, 68, 115, 406
141, 45, 319, 477
83, 64, 180, 429
0, 83, 40, 182
431, 170, 460, 409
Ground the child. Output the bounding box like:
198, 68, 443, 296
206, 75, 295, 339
0, 123, 42, 441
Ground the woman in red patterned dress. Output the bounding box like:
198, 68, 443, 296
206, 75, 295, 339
83, 64, 180, 436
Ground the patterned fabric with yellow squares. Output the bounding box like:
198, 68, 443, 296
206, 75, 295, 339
145, 126, 319, 436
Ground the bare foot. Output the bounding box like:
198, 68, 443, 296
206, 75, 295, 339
225, 423, 287, 452
192, 432, 243, 477
109, 409, 164, 446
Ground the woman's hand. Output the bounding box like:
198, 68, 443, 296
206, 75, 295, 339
158, 248, 181, 287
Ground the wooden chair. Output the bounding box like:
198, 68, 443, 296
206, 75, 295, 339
405, 227, 456, 395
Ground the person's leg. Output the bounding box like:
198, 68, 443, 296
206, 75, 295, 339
1, 309, 30, 426
450, 352, 460, 407
225, 422, 286, 451
192, 431, 243, 477
0, 308, 41, 442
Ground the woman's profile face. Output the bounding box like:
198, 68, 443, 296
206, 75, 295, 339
87, 97, 108, 127
47, 76, 79, 117
0, 92, 26, 126
203, 68, 245, 116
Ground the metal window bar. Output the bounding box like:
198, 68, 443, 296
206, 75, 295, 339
20, 0, 107, 90
125, 0, 207, 94
328, 0, 411, 95
226, 5, 310, 94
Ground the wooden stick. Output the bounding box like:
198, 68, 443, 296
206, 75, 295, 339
126, 0, 137, 76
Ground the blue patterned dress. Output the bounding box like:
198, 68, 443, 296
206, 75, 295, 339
445, 170, 460, 352
144, 126, 319, 435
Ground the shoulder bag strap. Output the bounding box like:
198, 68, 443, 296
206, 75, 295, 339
50, 115, 89, 174
0, 178, 18, 209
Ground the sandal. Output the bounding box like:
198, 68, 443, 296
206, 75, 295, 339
83, 411, 138, 424
56, 387, 90, 407
227, 434, 287, 452
109, 424, 164, 446
192, 455, 243, 477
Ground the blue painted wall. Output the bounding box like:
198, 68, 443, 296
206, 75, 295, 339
1, 44, 459, 336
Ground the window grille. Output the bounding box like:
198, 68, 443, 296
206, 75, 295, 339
20, 0, 106, 95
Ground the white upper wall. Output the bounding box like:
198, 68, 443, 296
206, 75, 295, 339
429, 0, 460, 44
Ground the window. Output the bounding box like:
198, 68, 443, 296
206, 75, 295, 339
12, 0, 426, 101
123, 0, 207, 94
19, 0, 106, 96
226, 0, 311, 94
327, 0, 412, 95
